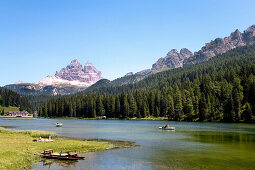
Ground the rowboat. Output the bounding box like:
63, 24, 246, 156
56, 123, 62, 127
42, 149, 85, 160
159, 126, 175, 130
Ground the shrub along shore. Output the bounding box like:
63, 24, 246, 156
0, 127, 134, 169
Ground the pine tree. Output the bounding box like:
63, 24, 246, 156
44, 103, 48, 117
128, 94, 136, 118
109, 96, 115, 118
232, 77, 243, 122
96, 96, 105, 116
174, 86, 183, 121
115, 97, 120, 118
183, 91, 194, 121
167, 95, 174, 120
120, 94, 129, 118
198, 93, 208, 121
241, 102, 253, 123
69, 102, 73, 117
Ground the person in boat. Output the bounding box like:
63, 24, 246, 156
164, 124, 170, 128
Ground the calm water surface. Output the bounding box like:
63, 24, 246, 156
0, 118, 255, 170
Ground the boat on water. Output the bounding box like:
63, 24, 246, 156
159, 124, 175, 130
159, 126, 175, 130
56, 122, 62, 127
42, 149, 85, 160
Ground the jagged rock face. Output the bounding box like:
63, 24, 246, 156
83, 62, 102, 83
185, 25, 255, 64
55, 60, 102, 84
55, 59, 84, 81
136, 69, 152, 76
125, 72, 134, 77
152, 48, 193, 71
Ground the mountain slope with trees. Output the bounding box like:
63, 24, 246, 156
38, 44, 255, 123
0, 87, 31, 114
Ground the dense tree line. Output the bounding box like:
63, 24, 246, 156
0, 87, 31, 112
26, 95, 60, 112
38, 45, 255, 123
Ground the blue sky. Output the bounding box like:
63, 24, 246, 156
1, 0, 255, 86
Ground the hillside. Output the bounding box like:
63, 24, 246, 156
84, 44, 255, 95
0, 87, 31, 114
83, 25, 255, 92
38, 44, 255, 123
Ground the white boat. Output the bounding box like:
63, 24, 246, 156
56, 123, 62, 127
159, 126, 175, 130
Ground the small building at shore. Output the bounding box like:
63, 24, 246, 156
6, 111, 30, 117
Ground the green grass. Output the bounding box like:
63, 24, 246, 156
2, 118, 37, 120
0, 106, 20, 114
0, 127, 58, 138
0, 128, 117, 169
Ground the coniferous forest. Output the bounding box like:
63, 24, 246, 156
0, 87, 31, 113
37, 45, 255, 123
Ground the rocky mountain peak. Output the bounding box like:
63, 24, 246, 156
152, 48, 194, 71
167, 49, 179, 56
125, 72, 134, 77
244, 25, 255, 33
243, 25, 255, 43
180, 48, 193, 58
48, 59, 103, 86
84, 62, 99, 73
66, 59, 83, 70
231, 29, 242, 40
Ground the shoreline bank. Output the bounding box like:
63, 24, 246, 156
0, 127, 136, 169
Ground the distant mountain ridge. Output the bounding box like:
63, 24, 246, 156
184, 25, 255, 65
136, 25, 255, 75
84, 25, 255, 92
5, 60, 102, 95
116, 25, 255, 80
5, 25, 255, 96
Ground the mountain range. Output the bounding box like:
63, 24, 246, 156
84, 25, 255, 91
134, 25, 255, 75
4, 25, 255, 95
5, 60, 102, 95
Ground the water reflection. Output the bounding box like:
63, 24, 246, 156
41, 159, 78, 169
1, 118, 255, 169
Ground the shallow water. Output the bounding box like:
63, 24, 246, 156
0, 118, 255, 169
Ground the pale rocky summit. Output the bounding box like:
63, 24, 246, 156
54, 60, 102, 85
83, 62, 102, 83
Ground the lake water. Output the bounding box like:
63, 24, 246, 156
0, 118, 255, 169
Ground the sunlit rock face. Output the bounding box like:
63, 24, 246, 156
37, 59, 102, 87
152, 48, 194, 71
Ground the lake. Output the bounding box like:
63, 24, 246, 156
0, 118, 255, 169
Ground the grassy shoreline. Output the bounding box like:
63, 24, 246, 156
0, 127, 136, 169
